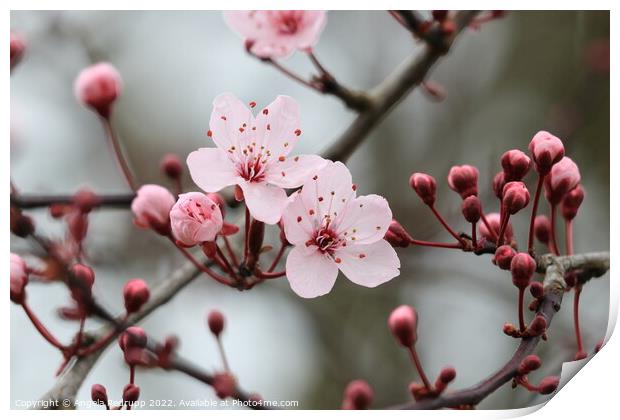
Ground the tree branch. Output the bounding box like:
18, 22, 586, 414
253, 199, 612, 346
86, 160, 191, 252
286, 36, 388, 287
323, 11, 480, 162
389, 251, 609, 410
11, 193, 135, 209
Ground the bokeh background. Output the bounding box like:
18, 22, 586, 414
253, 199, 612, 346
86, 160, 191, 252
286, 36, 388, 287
10, 10, 610, 409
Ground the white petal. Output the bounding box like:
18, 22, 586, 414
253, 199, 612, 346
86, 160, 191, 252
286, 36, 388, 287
286, 245, 338, 298
336, 194, 393, 245
334, 240, 400, 288
187, 148, 240, 192
266, 154, 327, 189
240, 181, 289, 225
282, 190, 319, 245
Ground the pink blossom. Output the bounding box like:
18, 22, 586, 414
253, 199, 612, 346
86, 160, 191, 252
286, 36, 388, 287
131, 185, 176, 234
224, 11, 327, 59
170, 192, 224, 246
281, 161, 400, 298
74, 62, 122, 118
187, 93, 326, 224
544, 157, 581, 204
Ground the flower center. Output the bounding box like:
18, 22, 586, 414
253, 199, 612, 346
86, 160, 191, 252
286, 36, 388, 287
274, 11, 302, 34
237, 155, 266, 183
310, 227, 344, 254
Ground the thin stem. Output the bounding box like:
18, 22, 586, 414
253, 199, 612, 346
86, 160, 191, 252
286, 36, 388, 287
429, 205, 466, 244
129, 365, 136, 385
217, 337, 231, 372
479, 211, 497, 242
471, 222, 477, 249
100, 117, 137, 191
254, 270, 286, 280
549, 205, 560, 255
266, 59, 318, 90
410, 238, 463, 249
215, 244, 239, 281
267, 243, 286, 272
565, 219, 574, 256
573, 285, 585, 357
307, 51, 330, 77
495, 212, 510, 247
222, 236, 239, 267
518, 287, 526, 333
175, 244, 233, 287
407, 346, 432, 391
21, 302, 67, 350
527, 175, 545, 254
244, 206, 251, 261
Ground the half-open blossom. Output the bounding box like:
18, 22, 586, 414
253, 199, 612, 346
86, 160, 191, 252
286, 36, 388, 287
170, 192, 224, 247
74, 62, 122, 118
544, 157, 581, 204
188, 93, 326, 224
131, 185, 176, 235
282, 161, 400, 298
224, 11, 327, 59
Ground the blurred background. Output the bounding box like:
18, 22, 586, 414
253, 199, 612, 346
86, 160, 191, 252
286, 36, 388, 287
10, 10, 609, 409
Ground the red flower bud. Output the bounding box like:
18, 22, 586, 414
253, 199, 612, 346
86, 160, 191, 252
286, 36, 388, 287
493, 245, 515, 270
74, 62, 122, 119
384, 219, 412, 248
213, 372, 237, 399
492, 171, 506, 199
561, 185, 585, 220
438, 366, 456, 384
530, 282, 544, 299
73, 188, 101, 213
409, 173, 437, 206
91, 384, 108, 406
10, 31, 26, 70
388, 305, 418, 347
502, 323, 519, 337
343, 380, 374, 410
525, 315, 547, 337
461, 196, 481, 223
119, 326, 147, 352
510, 253, 536, 289
69, 264, 95, 308
160, 153, 183, 179
122, 384, 141, 404
447, 165, 479, 199
534, 215, 551, 244
123, 279, 150, 314
544, 157, 581, 204
502, 181, 530, 215
501, 149, 531, 181
67, 211, 88, 243
518, 354, 541, 375
538, 376, 559, 395
207, 310, 225, 337
528, 131, 565, 175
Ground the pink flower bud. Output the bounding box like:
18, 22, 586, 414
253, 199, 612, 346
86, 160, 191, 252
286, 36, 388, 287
501, 149, 531, 181
493, 245, 515, 270
69, 264, 95, 307
561, 185, 585, 220
207, 310, 225, 337
510, 253, 536, 289
160, 154, 183, 179
388, 305, 418, 347
409, 173, 437, 206
384, 219, 412, 248
10, 253, 28, 304
528, 131, 565, 175
67, 211, 88, 243
10, 31, 26, 70
447, 165, 479, 199
213, 372, 237, 399
74, 62, 122, 118
544, 157, 581, 204
530, 282, 544, 299
122, 384, 141, 404
343, 380, 374, 410
169, 192, 224, 247
73, 188, 101, 213
119, 326, 147, 352
534, 215, 551, 244
538, 376, 559, 395
525, 315, 547, 337
91, 384, 108, 406
502, 181, 530, 215
502, 323, 519, 337
123, 278, 150, 313
479, 213, 513, 243
131, 185, 176, 236
461, 196, 481, 223
438, 366, 456, 384
518, 354, 541, 375
492, 171, 506, 199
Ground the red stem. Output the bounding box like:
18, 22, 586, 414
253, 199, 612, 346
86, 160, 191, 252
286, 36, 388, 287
479, 211, 498, 242
518, 287, 526, 333
266, 58, 318, 91
410, 238, 463, 249
549, 204, 560, 255
527, 175, 544, 254
471, 222, 478, 249
254, 270, 286, 280
129, 364, 136, 385
267, 243, 287, 272
495, 212, 510, 247
175, 244, 233, 286
573, 285, 585, 356
21, 301, 67, 350
565, 219, 574, 256
429, 205, 466, 244
217, 337, 231, 372
244, 206, 251, 261
222, 235, 239, 267
101, 116, 137, 192
407, 346, 432, 391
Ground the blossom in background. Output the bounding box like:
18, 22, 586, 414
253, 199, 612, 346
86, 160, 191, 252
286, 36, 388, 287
282, 161, 400, 298
187, 93, 326, 224
74, 62, 122, 118
170, 192, 224, 247
224, 10, 327, 59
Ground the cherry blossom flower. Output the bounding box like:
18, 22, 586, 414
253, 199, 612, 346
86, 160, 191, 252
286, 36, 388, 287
169, 192, 224, 247
224, 11, 327, 59
281, 161, 400, 298
187, 93, 326, 224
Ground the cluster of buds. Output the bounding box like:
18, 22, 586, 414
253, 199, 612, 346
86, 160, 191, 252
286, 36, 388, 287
512, 354, 560, 395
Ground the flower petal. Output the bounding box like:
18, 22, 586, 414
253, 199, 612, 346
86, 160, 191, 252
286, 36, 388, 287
254, 95, 301, 158
239, 180, 289, 225
187, 148, 240, 192
208, 93, 255, 151
282, 190, 318, 245
266, 154, 327, 189
300, 161, 356, 225
334, 240, 400, 288
336, 194, 393, 245
286, 245, 338, 298
295, 11, 327, 51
